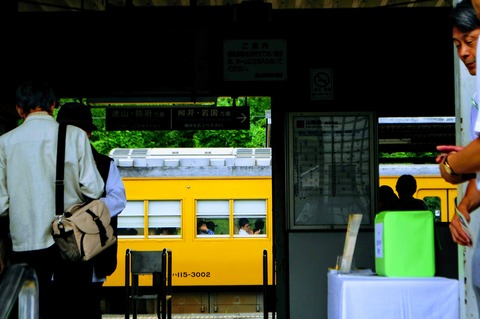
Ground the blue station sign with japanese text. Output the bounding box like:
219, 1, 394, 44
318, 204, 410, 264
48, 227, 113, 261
106, 106, 250, 131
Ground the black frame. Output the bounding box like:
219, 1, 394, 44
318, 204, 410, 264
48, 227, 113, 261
287, 112, 377, 230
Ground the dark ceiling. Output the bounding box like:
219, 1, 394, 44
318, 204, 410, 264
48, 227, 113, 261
13, 0, 457, 161
18, 0, 452, 12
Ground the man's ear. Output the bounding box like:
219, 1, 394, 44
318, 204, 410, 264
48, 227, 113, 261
15, 105, 25, 119
48, 102, 56, 115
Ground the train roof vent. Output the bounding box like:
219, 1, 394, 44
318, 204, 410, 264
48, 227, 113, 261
149, 148, 179, 156
148, 148, 235, 157
170, 148, 206, 156
204, 148, 236, 156
254, 148, 271, 158
235, 148, 254, 157
109, 149, 131, 157
130, 149, 150, 157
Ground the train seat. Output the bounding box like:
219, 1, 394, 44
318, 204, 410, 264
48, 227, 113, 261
125, 248, 172, 319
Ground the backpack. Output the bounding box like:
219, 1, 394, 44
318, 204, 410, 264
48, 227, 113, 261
52, 199, 116, 262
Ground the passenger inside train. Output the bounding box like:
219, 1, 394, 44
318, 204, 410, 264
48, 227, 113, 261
395, 175, 428, 211
206, 221, 217, 234
238, 218, 251, 236
253, 219, 265, 234
378, 185, 399, 214
197, 220, 214, 235
157, 227, 178, 235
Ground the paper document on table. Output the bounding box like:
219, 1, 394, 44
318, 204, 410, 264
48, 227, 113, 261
339, 213, 363, 273
456, 206, 474, 244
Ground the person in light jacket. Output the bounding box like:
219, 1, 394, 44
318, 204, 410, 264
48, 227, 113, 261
0, 80, 104, 319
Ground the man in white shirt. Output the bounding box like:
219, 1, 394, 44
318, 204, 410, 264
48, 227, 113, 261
238, 218, 252, 236
437, 0, 480, 315
0, 80, 105, 319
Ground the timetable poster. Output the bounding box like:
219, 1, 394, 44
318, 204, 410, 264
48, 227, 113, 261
288, 113, 376, 229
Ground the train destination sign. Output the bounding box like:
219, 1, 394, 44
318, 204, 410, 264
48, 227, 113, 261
106, 106, 250, 131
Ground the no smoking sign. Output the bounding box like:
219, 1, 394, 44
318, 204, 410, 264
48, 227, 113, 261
311, 69, 333, 100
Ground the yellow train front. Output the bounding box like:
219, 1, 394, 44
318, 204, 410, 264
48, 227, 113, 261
103, 148, 274, 314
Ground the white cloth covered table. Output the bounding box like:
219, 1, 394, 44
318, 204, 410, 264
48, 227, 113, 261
328, 271, 459, 319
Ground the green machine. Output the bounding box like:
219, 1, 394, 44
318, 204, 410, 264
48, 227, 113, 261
375, 211, 435, 277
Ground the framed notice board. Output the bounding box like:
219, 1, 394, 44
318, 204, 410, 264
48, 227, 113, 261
287, 112, 377, 230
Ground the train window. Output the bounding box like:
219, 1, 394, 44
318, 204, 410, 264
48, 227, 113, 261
233, 199, 267, 237
423, 196, 441, 222
196, 200, 229, 237
117, 200, 144, 236
148, 200, 181, 237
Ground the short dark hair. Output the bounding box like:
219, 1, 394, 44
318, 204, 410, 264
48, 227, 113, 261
239, 218, 249, 228
450, 0, 480, 33
395, 174, 417, 197
16, 80, 56, 114
56, 102, 97, 132
254, 219, 264, 230
206, 221, 216, 232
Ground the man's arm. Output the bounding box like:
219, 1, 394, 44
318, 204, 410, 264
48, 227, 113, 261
75, 129, 105, 199
440, 138, 480, 177
100, 161, 127, 217
450, 179, 480, 246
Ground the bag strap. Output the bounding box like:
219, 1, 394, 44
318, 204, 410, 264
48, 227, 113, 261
55, 124, 67, 216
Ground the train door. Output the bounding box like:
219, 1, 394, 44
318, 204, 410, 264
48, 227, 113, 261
416, 186, 457, 222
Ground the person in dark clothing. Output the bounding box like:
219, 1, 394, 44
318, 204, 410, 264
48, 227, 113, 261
206, 221, 217, 233
395, 174, 428, 211
197, 220, 214, 235
378, 185, 399, 213
56, 102, 127, 319
253, 219, 265, 234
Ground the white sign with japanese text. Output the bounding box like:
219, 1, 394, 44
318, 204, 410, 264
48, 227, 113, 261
223, 39, 287, 81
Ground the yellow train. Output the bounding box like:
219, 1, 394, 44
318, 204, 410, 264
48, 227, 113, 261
103, 148, 274, 313
101, 148, 458, 313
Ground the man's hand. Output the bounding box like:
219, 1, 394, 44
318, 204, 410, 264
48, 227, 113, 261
436, 145, 464, 163
436, 145, 465, 153
449, 211, 473, 247
438, 153, 471, 184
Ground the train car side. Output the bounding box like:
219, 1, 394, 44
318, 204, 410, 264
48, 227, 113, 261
104, 175, 274, 288
106, 158, 458, 290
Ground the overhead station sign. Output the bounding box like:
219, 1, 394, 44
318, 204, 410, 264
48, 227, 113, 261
224, 39, 287, 81
106, 106, 250, 131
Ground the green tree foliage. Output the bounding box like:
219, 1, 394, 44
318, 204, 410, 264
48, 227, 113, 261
379, 151, 437, 164
74, 97, 271, 155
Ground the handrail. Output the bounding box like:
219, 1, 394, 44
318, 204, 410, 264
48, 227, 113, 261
263, 249, 276, 319
263, 249, 268, 319
164, 247, 173, 319
0, 263, 39, 319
